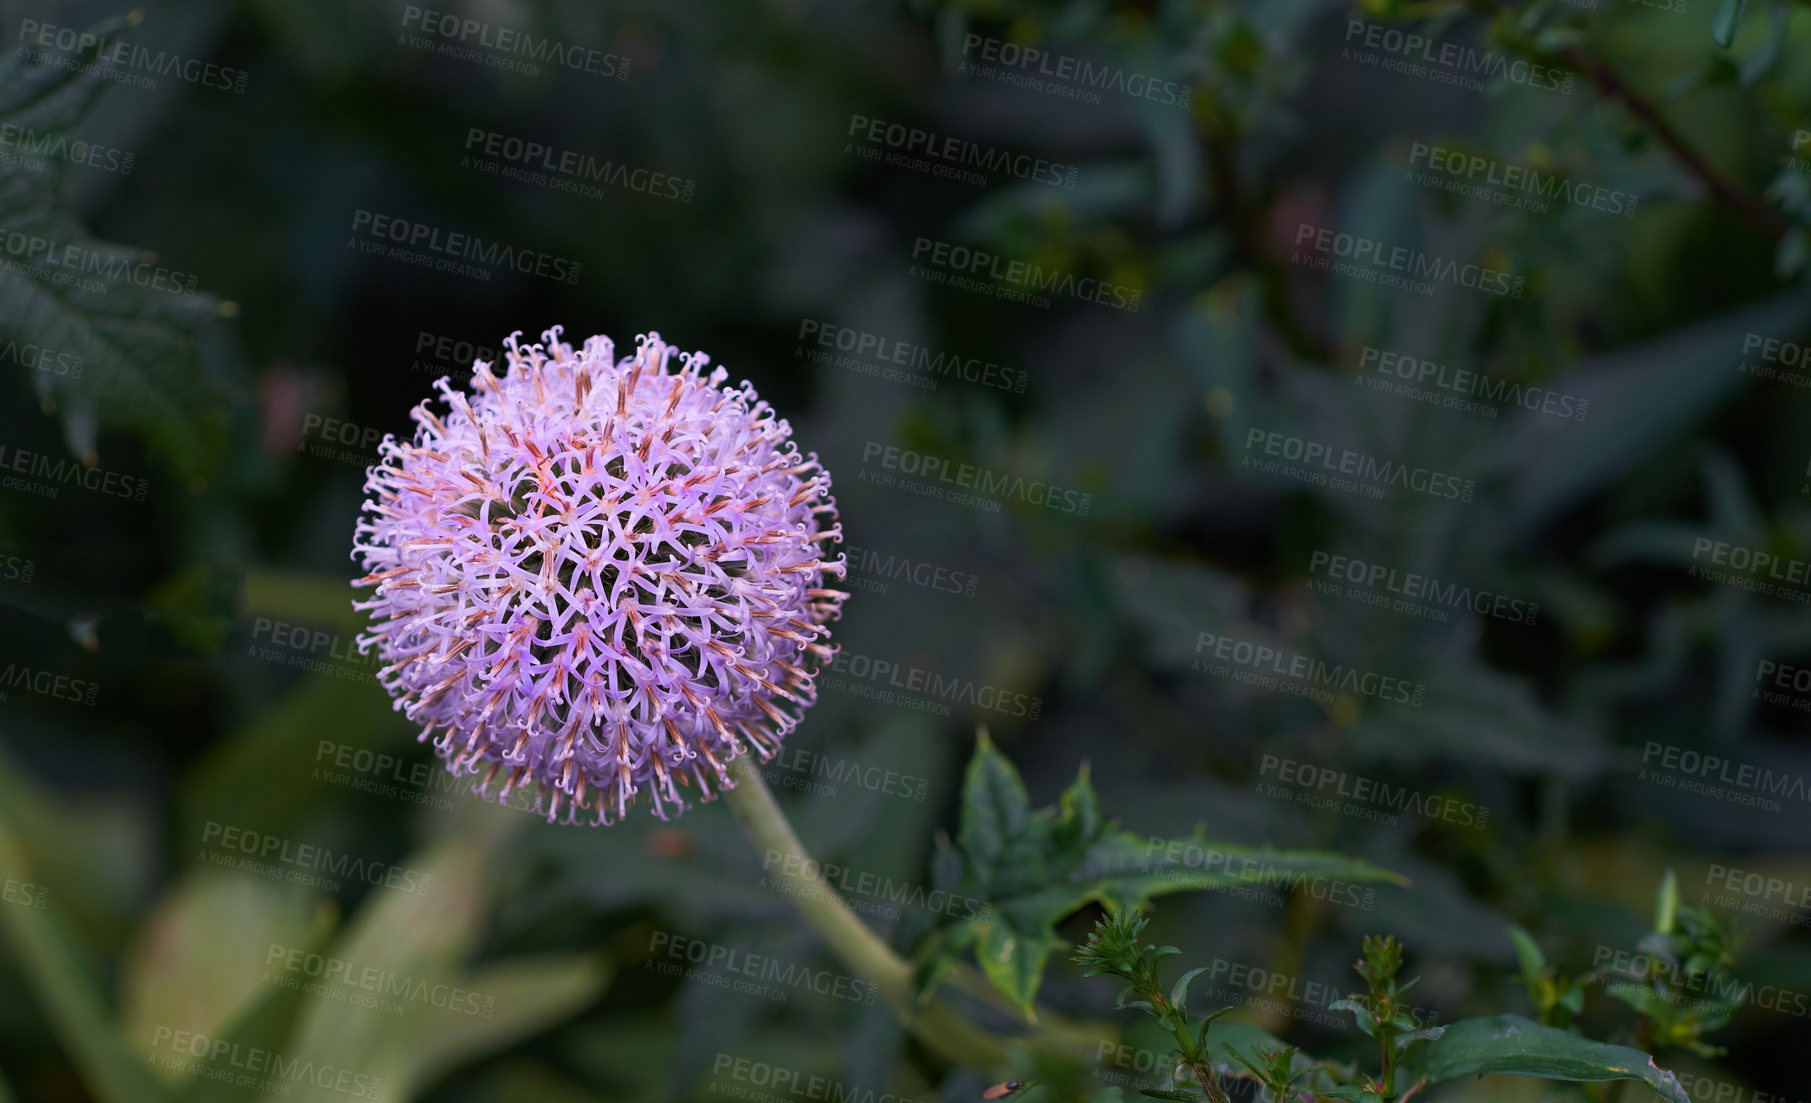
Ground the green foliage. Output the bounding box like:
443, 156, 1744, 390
0, 805, 169, 1103
1076, 901, 1702, 1103
1506, 926, 1585, 1027
4, 0, 1811, 1100
0, 739, 610, 1103
911, 734, 1407, 1019
1602, 870, 1742, 1058
1328, 935, 1444, 1093
0, 15, 241, 482
1410, 1016, 1688, 1103
1218, 1042, 1315, 1103
1073, 909, 1307, 1103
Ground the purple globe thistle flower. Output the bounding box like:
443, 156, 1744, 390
352, 328, 846, 824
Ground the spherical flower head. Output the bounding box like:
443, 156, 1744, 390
352, 328, 846, 824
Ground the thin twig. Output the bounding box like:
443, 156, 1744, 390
1560, 46, 1787, 242
1466, 0, 1788, 241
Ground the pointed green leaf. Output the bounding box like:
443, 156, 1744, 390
1506, 926, 1545, 978
910, 935, 959, 1008
977, 921, 1058, 1019
1655, 869, 1678, 934
1050, 763, 1101, 858
915, 742, 1407, 1018
1712, 0, 1747, 46
1394, 1025, 1446, 1054
1169, 966, 1209, 1016
1330, 997, 1379, 1038
957, 731, 1031, 872
1202, 1019, 1297, 1066
1415, 1015, 1688, 1103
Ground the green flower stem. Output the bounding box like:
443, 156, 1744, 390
1145, 989, 1230, 1103
722, 753, 1012, 1071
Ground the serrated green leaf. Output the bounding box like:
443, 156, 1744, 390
0, 14, 123, 134
1050, 763, 1101, 855
910, 938, 958, 1008
0, 18, 240, 482
913, 741, 1407, 1020
928, 832, 964, 895
1414, 1015, 1688, 1103
1088, 832, 1410, 915
957, 731, 1031, 873
978, 921, 1059, 1019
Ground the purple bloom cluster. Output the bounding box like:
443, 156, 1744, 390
353, 329, 845, 824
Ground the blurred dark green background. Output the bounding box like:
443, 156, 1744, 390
2, 0, 1811, 1100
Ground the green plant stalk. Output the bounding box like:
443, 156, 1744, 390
1375, 984, 1406, 1096
1154, 999, 1232, 1103
721, 753, 1011, 1071
1378, 1021, 1397, 1099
